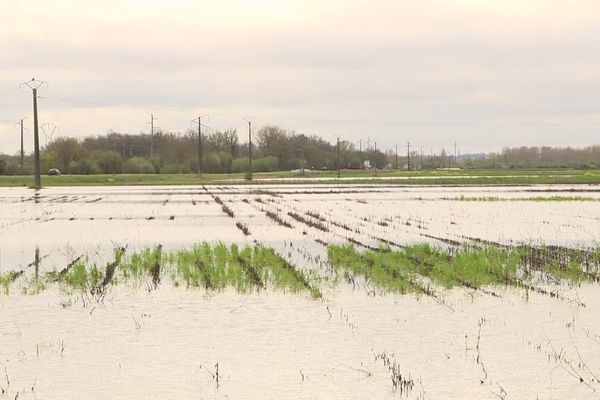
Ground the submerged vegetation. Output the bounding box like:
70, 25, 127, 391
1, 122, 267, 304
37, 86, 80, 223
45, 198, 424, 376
443, 195, 600, 202
327, 243, 600, 295
3, 240, 600, 303
1, 243, 322, 299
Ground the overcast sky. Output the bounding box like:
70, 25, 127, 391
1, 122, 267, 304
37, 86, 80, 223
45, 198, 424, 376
1, 0, 599, 154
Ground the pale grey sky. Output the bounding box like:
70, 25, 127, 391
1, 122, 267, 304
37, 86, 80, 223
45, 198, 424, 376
1, 0, 599, 154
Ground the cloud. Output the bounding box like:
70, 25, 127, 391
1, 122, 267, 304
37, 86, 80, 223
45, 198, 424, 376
1, 0, 599, 153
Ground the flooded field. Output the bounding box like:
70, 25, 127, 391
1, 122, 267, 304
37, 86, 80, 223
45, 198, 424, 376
1, 184, 600, 399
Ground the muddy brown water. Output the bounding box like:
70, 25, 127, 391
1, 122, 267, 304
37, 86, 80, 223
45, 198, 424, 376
1, 184, 600, 399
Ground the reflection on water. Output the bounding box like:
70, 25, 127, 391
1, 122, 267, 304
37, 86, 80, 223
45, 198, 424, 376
1, 184, 600, 398
1, 285, 600, 399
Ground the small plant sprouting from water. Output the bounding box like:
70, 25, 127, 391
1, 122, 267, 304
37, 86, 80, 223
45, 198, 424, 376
287, 211, 328, 232
264, 210, 292, 228
221, 204, 234, 218
446, 195, 600, 202
235, 221, 250, 235
374, 351, 415, 395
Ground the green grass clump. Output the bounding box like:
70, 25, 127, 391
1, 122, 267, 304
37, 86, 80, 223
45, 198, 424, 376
0, 243, 321, 300
120, 248, 159, 279
328, 243, 597, 294
61, 260, 104, 295
0, 272, 19, 295
171, 243, 321, 298
21, 277, 46, 295
327, 244, 417, 293
450, 195, 600, 202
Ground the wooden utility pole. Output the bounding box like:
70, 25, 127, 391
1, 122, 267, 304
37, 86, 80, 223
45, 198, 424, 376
430, 148, 433, 170
407, 142, 410, 171
19, 118, 25, 168
149, 114, 158, 158
198, 117, 202, 174
395, 144, 398, 169
337, 136, 340, 178
454, 141, 457, 167
374, 141, 377, 170
21, 79, 45, 189
248, 120, 253, 180
359, 139, 362, 169
32, 89, 40, 188
34, 247, 40, 279
150, 114, 154, 157
192, 114, 208, 175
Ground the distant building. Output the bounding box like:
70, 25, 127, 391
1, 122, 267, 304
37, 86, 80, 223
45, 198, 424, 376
363, 160, 372, 169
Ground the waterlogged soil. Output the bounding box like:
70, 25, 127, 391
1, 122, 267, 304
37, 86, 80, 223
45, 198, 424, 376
1, 184, 599, 269
2, 285, 600, 399
1, 184, 600, 399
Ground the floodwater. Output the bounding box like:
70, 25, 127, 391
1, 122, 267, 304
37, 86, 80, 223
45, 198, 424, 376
1, 184, 600, 399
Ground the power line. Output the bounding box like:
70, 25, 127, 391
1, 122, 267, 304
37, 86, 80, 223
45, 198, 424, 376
27, 96, 600, 128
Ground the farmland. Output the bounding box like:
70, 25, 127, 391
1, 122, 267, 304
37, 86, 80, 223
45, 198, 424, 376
1, 168, 600, 187
1, 183, 600, 399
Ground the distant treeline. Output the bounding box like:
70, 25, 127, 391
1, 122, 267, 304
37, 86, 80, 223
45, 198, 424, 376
0, 126, 599, 174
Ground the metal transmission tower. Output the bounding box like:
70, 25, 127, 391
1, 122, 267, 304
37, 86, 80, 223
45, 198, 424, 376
20, 78, 47, 190
41, 123, 59, 147
191, 114, 208, 175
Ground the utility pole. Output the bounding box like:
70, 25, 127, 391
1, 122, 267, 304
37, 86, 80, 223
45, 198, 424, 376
337, 136, 340, 179
149, 114, 158, 158
248, 120, 253, 180
20, 78, 46, 190
192, 114, 208, 175
34, 247, 40, 280
374, 141, 377, 170
420, 147, 423, 171
359, 139, 362, 169
19, 118, 25, 169
430, 148, 433, 170
198, 117, 201, 174
395, 144, 398, 169
454, 141, 457, 167
407, 142, 410, 171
